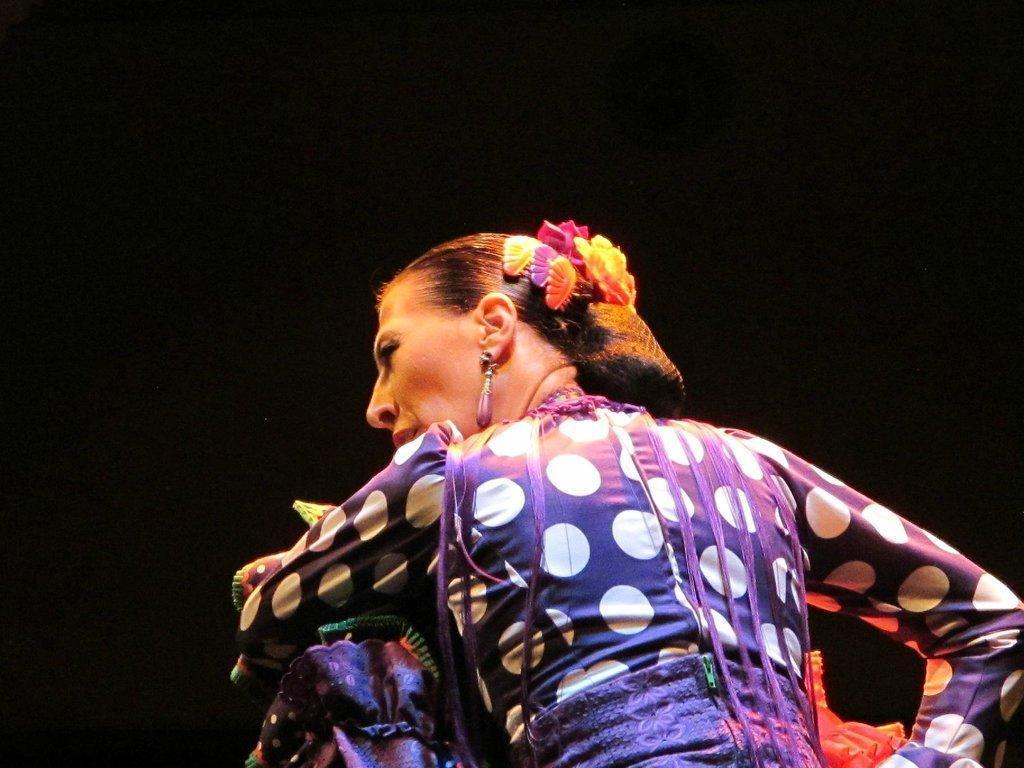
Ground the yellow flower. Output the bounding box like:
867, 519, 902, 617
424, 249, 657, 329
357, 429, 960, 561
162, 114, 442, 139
503, 235, 541, 277
573, 235, 637, 309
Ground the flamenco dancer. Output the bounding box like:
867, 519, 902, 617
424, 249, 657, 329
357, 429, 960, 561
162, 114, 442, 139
230, 220, 1023, 768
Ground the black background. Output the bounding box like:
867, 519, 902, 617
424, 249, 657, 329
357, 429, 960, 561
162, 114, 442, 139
3, 2, 1022, 765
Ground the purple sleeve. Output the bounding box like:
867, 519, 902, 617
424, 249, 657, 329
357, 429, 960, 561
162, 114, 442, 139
726, 428, 1024, 768
234, 421, 453, 664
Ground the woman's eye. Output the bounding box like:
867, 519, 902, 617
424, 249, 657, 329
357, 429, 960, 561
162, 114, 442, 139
379, 342, 398, 362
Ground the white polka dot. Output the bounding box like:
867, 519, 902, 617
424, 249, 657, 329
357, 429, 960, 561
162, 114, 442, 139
949, 761, 983, 768
612, 423, 634, 450
868, 598, 901, 618
676, 424, 706, 462
674, 583, 697, 614
309, 506, 347, 552
393, 432, 425, 465
619, 447, 641, 481
477, 672, 492, 712
744, 436, 789, 467
600, 584, 655, 634
995, 740, 1007, 768
709, 609, 738, 648
488, 421, 533, 457
546, 608, 575, 645
612, 509, 664, 560
862, 504, 909, 544
505, 703, 524, 742
985, 628, 1020, 651
774, 475, 798, 515
656, 425, 689, 465
541, 523, 591, 577
805, 487, 850, 539
546, 454, 601, 496
724, 435, 764, 480
499, 621, 544, 674
926, 612, 968, 637
924, 659, 953, 696
405, 473, 444, 528
783, 627, 803, 672
924, 530, 960, 554
699, 546, 748, 599
317, 562, 353, 607
447, 575, 488, 629
772, 558, 790, 604
823, 560, 876, 594
810, 464, 845, 486
270, 714, 278, 724
923, 713, 984, 759
271, 573, 302, 619
761, 623, 786, 666
973, 573, 1020, 611
659, 644, 698, 662
1001, 670, 1024, 721
648, 477, 693, 520
556, 660, 630, 703
714, 486, 756, 532
372, 553, 408, 595
505, 560, 528, 588
239, 586, 261, 631
474, 477, 526, 527
876, 757, 918, 768
560, 417, 609, 442
898, 566, 950, 612
280, 530, 310, 567
599, 408, 637, 427
773, 507, 790, 536
353, 490, 388, 540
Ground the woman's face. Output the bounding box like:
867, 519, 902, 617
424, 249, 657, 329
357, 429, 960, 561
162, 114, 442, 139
366, 277, 485, 447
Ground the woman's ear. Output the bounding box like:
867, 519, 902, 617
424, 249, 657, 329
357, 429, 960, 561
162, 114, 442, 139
472, 292, 517, 363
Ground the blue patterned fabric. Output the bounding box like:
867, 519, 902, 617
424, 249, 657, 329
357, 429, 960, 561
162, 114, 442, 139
234, 389, 1024, 768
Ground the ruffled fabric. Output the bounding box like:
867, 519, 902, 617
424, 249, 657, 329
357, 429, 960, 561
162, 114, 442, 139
250, 638, 455, 768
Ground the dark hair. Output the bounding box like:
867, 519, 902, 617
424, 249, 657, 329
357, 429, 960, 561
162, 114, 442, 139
380, 233, 686, 417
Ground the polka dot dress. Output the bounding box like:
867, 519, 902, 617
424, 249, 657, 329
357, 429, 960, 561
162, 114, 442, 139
234, 394, 1024, 768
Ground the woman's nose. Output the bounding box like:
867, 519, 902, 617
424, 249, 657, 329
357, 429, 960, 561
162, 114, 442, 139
366, 380, 397, 430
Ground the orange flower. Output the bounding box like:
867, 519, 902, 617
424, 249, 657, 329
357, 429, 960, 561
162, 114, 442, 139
573, 235, 637, 309
544, 256, 578, 310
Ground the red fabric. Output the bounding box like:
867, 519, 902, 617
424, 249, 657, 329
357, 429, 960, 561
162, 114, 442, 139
809, 650, 908, 768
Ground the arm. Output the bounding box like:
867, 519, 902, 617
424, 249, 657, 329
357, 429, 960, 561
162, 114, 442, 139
726, 428, 1024, 768
234, 422, 453, 667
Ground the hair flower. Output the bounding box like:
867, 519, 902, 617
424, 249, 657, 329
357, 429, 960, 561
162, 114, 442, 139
529, 243, 557, 288
574, 234, 637, 310
536, 219, 589, 269
502, 220, 638, 313
545, 256, 578, 310
503, 235, 542, 277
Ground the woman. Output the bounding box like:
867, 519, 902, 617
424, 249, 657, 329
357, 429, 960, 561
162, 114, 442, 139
231, 220, 1023, 768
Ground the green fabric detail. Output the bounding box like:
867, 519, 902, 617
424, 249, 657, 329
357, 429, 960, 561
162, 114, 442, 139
230, 661, 273, 704
292, 499, 333, 527
244, 751, 269, 768
317, 614, 440, 682
232, 567, 247, 613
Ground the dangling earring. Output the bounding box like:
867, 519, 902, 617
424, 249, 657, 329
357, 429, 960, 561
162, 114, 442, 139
476, 351, 498, 428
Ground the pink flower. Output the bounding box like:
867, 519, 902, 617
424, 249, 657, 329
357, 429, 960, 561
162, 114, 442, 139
536, 219, 590, 268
